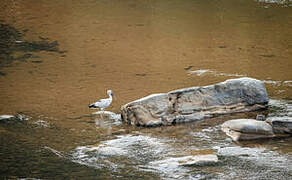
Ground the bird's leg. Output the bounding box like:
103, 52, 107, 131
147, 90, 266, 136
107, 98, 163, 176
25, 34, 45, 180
99, 108, 105, 127
95, 118, 99, 127
100, 108, 104, 119
106, 126, 112, 136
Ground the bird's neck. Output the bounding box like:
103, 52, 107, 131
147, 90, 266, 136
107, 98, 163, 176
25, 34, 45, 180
108, 94, 112, 100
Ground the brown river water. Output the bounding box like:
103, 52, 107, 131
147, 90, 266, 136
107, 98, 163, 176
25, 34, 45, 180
0, 0, 292, 179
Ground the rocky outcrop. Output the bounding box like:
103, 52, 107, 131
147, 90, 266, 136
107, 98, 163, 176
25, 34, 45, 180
221, 119, 275, 141
266, 117, 292, 135
121, 77, 269, 126
221, 116, 292, 141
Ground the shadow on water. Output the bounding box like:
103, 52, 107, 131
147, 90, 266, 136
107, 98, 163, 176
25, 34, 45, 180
0, 23, 66, 71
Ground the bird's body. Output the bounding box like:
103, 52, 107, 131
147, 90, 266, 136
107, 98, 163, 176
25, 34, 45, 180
89, 90, 114, 111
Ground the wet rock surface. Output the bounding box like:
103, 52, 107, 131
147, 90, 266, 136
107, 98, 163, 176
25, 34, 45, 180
217, 145, 292, 179
121, 77, 269, 126
71, 133, 221, 179
71, 134, 172, 170
70, 125, 292, 180
265, 99, 292, 135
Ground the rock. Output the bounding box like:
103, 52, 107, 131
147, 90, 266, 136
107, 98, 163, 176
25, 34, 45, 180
0, 115, 15, 121
121, 77, 269, 126
0, 114, 30, 123
221, 119, 275, 141
149, 154, 218, 167
265, 117, 292, 134
256, 114, 266, 121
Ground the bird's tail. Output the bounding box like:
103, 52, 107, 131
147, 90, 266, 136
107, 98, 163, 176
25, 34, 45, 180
88, 103, 96, 108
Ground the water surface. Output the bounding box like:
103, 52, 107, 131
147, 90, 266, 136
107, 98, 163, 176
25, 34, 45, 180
0, 0, 291, 179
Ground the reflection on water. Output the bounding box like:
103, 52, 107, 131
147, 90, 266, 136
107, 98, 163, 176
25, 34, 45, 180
0, 0, 291, 179
0, 23, 65, 68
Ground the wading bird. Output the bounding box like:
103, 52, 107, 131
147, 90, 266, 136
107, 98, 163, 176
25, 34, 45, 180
89, 90, 114, 112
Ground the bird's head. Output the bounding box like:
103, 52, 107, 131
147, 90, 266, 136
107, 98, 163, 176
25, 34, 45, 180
107, 89, 114, 97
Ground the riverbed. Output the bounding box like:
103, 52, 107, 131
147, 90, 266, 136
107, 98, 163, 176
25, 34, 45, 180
0, 0, 291, 179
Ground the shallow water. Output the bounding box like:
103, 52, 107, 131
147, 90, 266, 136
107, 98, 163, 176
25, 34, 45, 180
0, 0, 292, 179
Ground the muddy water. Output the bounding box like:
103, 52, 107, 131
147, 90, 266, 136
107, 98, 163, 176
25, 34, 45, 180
0, 0, 292, 179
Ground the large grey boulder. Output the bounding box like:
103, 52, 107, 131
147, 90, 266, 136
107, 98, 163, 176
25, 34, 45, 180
221, 119, 275, 141
121, 77, 269, 126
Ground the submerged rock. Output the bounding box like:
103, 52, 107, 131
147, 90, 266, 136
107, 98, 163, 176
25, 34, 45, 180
71, 134, 171, 169
121, 77, 269, 126
221, 119, 275, 141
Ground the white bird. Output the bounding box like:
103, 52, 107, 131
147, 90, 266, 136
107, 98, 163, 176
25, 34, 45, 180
89, 90, 114, 111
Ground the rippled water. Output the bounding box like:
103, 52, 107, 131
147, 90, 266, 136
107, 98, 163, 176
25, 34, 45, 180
0, 0, 292, 179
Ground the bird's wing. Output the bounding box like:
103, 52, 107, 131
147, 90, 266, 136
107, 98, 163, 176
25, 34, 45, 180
89, 97, 112, 109
89, 99, 103, 108
94, 98, 109, 106
94, 99, 102, 104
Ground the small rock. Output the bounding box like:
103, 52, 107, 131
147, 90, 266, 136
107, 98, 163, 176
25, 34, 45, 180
221, 119, 274, 141
179, 154, 219, 166
256, 114, 266, 121
0, 114, 30, 123
150, 154, 218, 167
0, 115, 15, 121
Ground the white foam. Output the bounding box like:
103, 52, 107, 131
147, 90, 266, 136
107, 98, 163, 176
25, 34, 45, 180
188, 69, 210, 76
256, 0, 289, 4
188, 69, 245, 78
